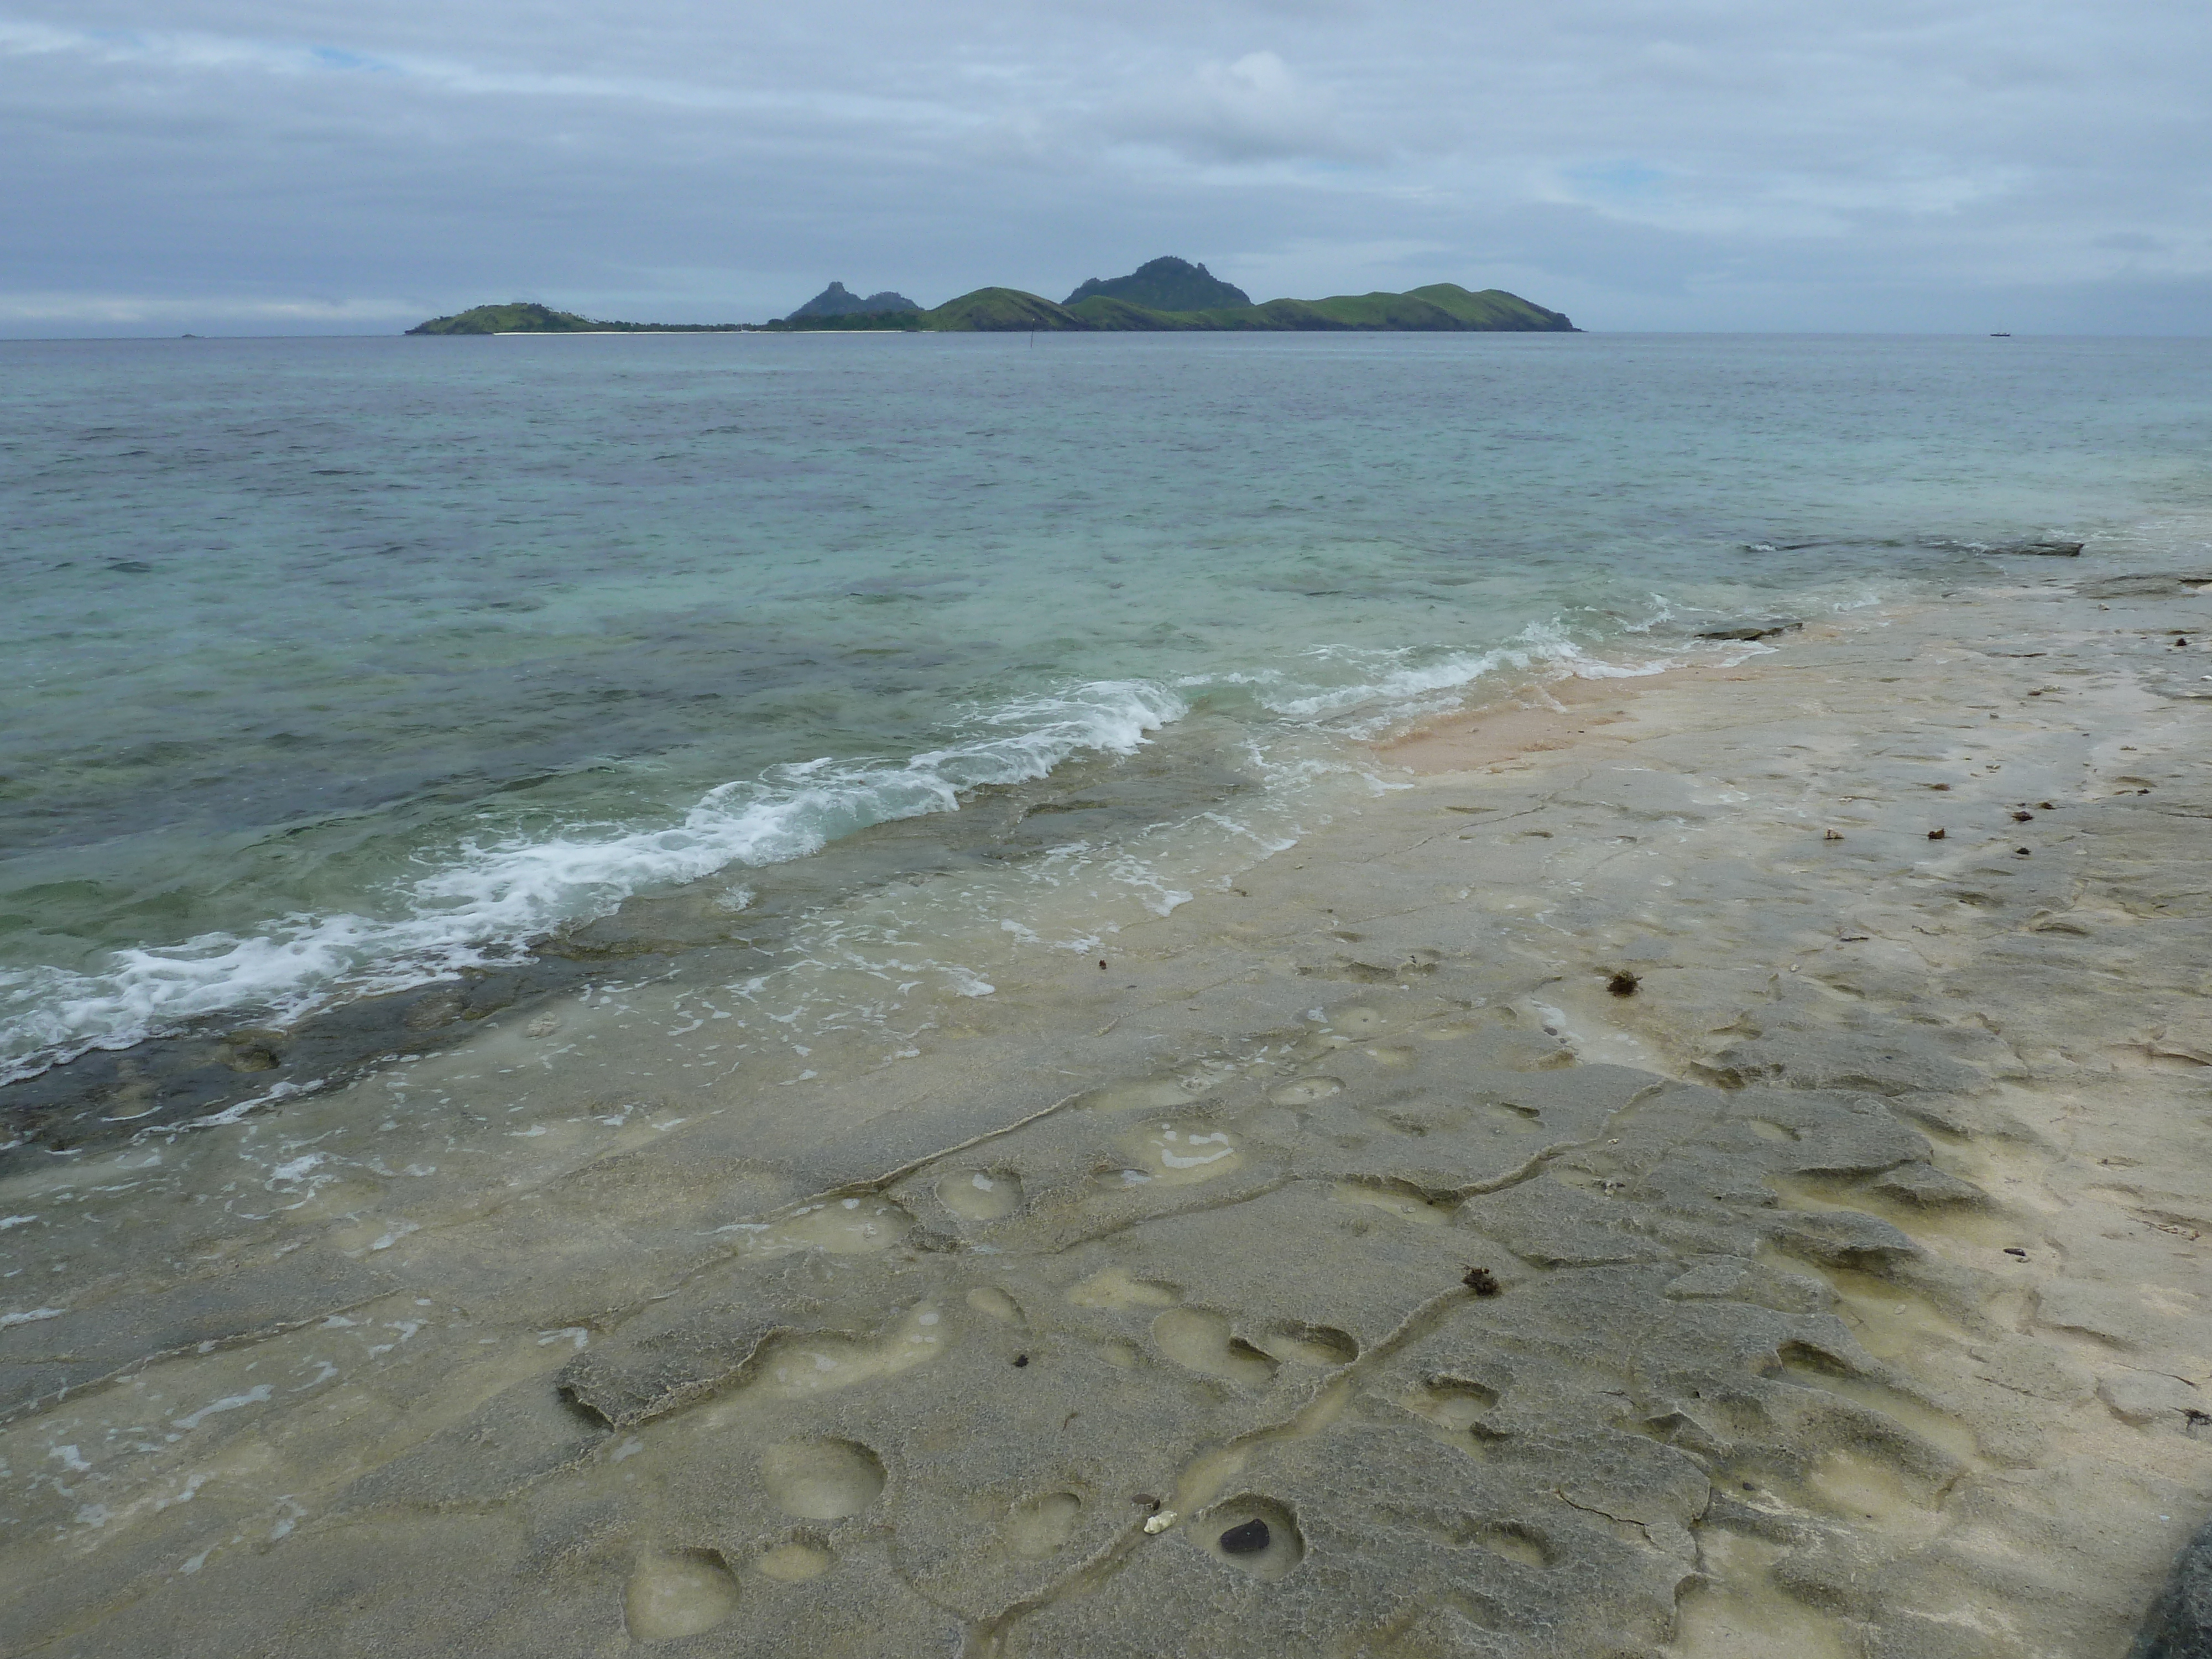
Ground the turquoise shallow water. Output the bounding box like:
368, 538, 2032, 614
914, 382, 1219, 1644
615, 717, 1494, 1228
5, 330, 2211, 1080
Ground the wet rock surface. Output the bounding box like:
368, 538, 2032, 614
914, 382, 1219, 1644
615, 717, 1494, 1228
1989, 540, 2086, 557
2134, 1518, 2212, 1659
0, 737, 1259, 1156
1696, 619, 1804, 641
4, 571, 2211, 1657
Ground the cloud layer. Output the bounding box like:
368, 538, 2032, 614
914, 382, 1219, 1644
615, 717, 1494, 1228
4, 0, 2207, 332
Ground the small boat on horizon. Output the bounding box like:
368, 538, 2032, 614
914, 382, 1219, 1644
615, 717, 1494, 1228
1991, 331, 2012, 337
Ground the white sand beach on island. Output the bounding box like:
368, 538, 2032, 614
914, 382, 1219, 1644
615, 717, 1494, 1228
4, 559, 2211, 1657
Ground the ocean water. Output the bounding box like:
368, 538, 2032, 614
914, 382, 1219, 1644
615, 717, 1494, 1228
4, 330, 2211, 1093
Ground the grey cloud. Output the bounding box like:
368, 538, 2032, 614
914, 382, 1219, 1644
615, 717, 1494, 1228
1099, 50, 1377, 166
2, 0, 2206, 332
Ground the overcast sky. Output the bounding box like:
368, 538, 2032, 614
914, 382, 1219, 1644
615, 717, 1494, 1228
4, 0, 2206, 335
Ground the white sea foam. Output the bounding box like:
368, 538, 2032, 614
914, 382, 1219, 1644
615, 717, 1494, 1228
0, 610, 1792, 1087
0, 680, 1184, 1084
1244, 618, 1681, 731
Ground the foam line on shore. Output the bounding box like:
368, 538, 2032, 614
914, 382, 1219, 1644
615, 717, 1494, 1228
0, 680, 1183, 1085
0, 603, 1807, 1088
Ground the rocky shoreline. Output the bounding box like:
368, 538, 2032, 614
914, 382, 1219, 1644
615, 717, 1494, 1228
4, 564, 2210, 1656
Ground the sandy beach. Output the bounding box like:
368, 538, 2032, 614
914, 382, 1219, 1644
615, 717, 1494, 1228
6, 559, 2211, 1657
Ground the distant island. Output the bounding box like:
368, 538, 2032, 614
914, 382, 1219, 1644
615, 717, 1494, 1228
787, 281, 922, 320
1064, 256, 1250, 311
406, 257, 1578, 335
406, 301, 747, 335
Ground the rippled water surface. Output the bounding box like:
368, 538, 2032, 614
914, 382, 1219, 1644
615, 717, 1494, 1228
6, 330, 2210, 1078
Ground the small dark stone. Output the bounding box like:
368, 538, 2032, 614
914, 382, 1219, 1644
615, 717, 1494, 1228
1606, 971, 1640, 997
1218, 1519, 1271, 1554
2004, 1246, 2028, 1258
1013, 1354, 1030, 1368
1134, 1494, 1161, 1512
2016, 847, 2032, 857
1463, 1266, 1501, 1297
2012, 810, 2034, 821
2039, 801, 2056, 810
403, 990, 467, 1030
223, 1041, 281, 1073
1697, 618, 1802, 641
1928, 828, 1947, 840
1099, 960, 1108, 969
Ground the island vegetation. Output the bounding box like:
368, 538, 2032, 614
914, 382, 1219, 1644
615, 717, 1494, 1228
786, 281, 922, 320
406, 301, 747, 335
1063, 256, 1250, 311
409, 260, 1578, 336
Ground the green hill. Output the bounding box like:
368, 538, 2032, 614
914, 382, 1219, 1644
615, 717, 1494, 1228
1208, 288, 1574, 332
406, 301, 745, 335
408, 302, 600, 335
920, 288, 1088, 331
406, 279, 1578, 336
787, 281, 922, 321
918, 281, 1575, 333
1063, 295, 1208, 331
1288, 292, 1467, 329
1405, 284, 1576, 330
1064, 256, 1250, 311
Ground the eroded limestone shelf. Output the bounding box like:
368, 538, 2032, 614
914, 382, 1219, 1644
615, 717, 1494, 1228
4, 570, 2210, 1658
